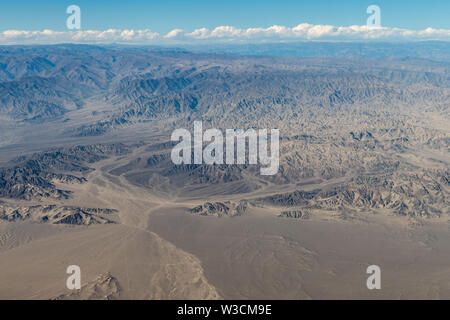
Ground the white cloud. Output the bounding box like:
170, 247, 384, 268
0, 23, 449, 44
187, 28, 210, 40
164, 29, 184, 39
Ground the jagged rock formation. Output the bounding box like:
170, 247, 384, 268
279, 210, 310, 219
0, 143, 131, 200
258, 190, 319, 207
53, 273, 121, 300
0, 204, 117, 225
258, 169, 449, 218
190, 201, 249, 217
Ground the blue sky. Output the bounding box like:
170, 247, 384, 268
0, 0, 449, 32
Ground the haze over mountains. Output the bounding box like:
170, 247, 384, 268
0, 42, 448, 299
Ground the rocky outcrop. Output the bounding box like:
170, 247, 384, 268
0, 143, 131, 200
279, 210, 310, 219
258, 169, 449, 219
190, 201, 249, 217
0, 204, 117, 225
53, 273, 121, 300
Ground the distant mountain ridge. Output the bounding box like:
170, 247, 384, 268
0, 43, 449, 124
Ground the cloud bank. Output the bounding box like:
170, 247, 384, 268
1, 23, 449, 44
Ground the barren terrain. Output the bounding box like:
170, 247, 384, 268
0, 44, 448, 299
